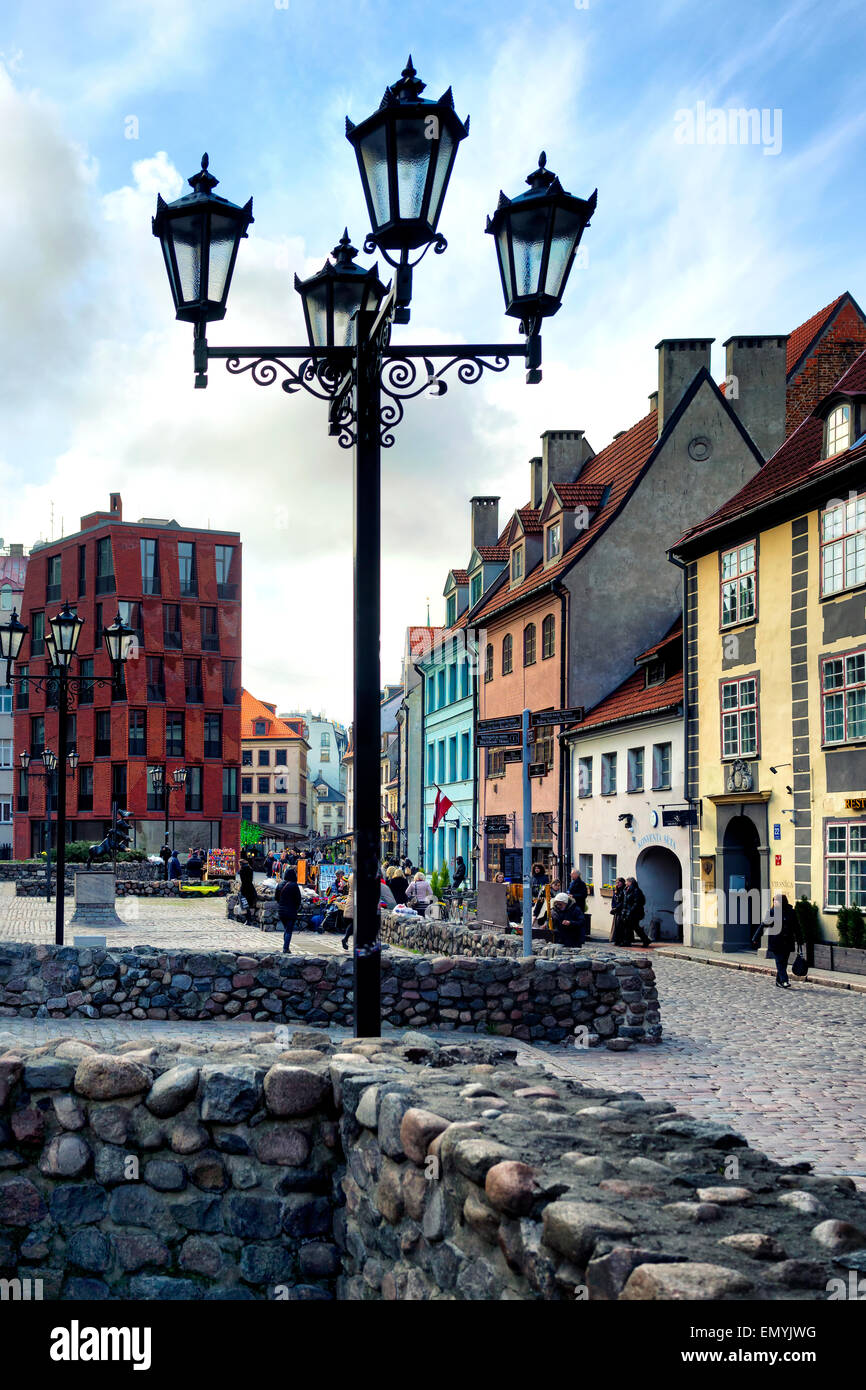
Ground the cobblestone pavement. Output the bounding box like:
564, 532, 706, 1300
1, 884, 864, 1181
533, 954, 866, 1182
0, 883, 351, 955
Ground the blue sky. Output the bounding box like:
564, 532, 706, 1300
1, 0, 865, 720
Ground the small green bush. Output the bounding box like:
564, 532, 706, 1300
837, 905, 866, 949
795, 896, 821, 944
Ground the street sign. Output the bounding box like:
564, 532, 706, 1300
530, 707, 584, 727
662, 807, 698, 827
528, 762, 546, 777
477, 715, 523, 735
476, 729, 523, 747
484, 815, 508, 832
503, 749, 523, 764
773, 823, 781, 840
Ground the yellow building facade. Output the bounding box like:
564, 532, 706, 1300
673, 355, 866, 948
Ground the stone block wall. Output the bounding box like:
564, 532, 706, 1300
380, 912, 570, 959
2, 1029, 864, 1301
0, 944, 659, 1045
12, 862, 164, 895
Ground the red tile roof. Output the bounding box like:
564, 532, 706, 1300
468, 409, 659, 625
242, 689, 304, 741
516, 507, 542, 534
676, 345, 866, 551
577, 666, 684, 732
450, 570, 469, 585
636, 619, 683, 664
408, 625, 445, 657
477, 546, 509, 561
552, 482, 606, 509
786, 295, 844, 377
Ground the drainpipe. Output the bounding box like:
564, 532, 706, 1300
554, 581, 570, 883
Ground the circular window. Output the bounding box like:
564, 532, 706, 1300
688, 436, 712, 462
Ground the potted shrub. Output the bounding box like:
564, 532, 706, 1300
794, 896, 821, 968
833, 905, 866, 975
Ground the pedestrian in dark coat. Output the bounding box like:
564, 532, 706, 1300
238, 861, 258, 913
623, 877, 651, 946
388, 867, 409, 905
276, 869, 302, 954
569, 869, 589, 915
551, 892, 586, 948
609, 878, 627, 944
453, 856, 467, 890
167, 850, 182, 882
754, 893, 802, 988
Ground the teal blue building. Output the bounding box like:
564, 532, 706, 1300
418, 626, 477, 882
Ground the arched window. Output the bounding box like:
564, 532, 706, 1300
542, 614, 556, 660
502, 633, 513, 675
826, 404, 851, 458
523, 623, 536, 666
484, 643, 493, 683
0, 584, 11, 611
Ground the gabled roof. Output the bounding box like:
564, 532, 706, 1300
516, 507, 542, 534
448, 569, 469, 586
408, 625, 444, 657
477, 545, 510, 561
786, 295, 848, 378
574, 665, 684, 733
635, 618, 683, 665
675, 345, 866, 552
242, 689, 304, 741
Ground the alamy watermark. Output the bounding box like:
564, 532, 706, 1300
674, 102, 782, 157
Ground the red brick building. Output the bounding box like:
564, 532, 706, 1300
785, 292, 866, 435
13, 494, 241, 857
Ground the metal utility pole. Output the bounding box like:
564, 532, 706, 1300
522, 706, 532, 957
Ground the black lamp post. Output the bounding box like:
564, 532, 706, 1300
152, 60, 595, 1035
20, 745, 78, 902
149, 764, 188, 875
1, 604, 134, 943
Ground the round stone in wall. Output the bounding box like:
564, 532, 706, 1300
688, 436, 712, 461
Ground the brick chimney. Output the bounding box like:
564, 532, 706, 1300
80, 492, 124, 531
723, 335, 788, 461
470, 496, 500, 551
109, 492, 123, 520
656, 339, 713, 435
529, 456, 543, 508
540, 429, 594, 495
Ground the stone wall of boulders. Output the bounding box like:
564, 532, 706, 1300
380, 912, 574, 959
0, 944, 659, 1045
12, 862, 164, 895
2, 1028, 864, 1302
226, 892, 321, 932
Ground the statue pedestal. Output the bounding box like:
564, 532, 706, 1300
69, 870, 124, 928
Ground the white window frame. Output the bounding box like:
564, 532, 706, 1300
821, 492, 866, 597
578, 756, 592, 798
825, 403, 851, 458
652, 741, 672, 790
721, 677, 758, 758
0, 799, 11, 824
825, 821, 866, 910
601, 751, 617, 795
511, 547, 524, 583
546, 521, 561, 562
720, 541, 757, 628
601, 853, 617, 892
821, 648, 866, 745
627, 747, 644, 792
0, 738, 12, 769
578, 853, 593, 889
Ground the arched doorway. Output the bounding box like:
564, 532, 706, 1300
636, 847, 683, 941
722, 815, 761, 950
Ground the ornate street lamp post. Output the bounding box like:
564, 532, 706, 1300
1, 605, 134, 943
20, 746, 78, 902
152, 59, 595, 1035
149, 765, 188, 876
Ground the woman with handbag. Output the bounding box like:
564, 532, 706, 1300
237, 861, 258, 924
753, 893, 802, 988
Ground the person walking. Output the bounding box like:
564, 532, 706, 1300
754, 893, 802, 988
569, 868, 589, 916
453, 855, 467, 891
623, 876, 651, 946
407, 871, 434, 917
275, 868, 302, 954
264, 850, 275, 878
238, 859, 258, 920
610, 877, 628, 945
341, 871, 355, 950
167, 849, 182, 882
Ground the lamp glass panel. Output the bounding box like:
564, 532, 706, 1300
394, 118, 431, 220
304, 283, 331, 349
208, 214, 238, 304
496, 224, 514, 302
509, 202, 549, 297
544, 204, 584, 299
170, 214, 204, 304
332, 281, 365, 348
427, 125, 455, 228
359, 125, 390, 227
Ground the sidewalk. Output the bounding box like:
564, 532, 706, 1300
654, 942, 866, 995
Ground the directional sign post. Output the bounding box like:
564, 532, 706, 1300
476, 729, 523, 748
503, 748, 523, 764
530, 707, 584, 728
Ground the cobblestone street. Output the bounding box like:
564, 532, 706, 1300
1, 886, 864, 1182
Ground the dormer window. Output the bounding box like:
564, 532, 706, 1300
546, 521, 561, 562
826, 404, 852, 458
511, 547, 524, 583
471, 572, 482, 607
645, 659, 665, 687
254, 720, 268, 736
446, 594, 457, 626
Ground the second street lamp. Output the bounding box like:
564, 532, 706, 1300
152, 59, 595, 1035
150, 765, 188, 875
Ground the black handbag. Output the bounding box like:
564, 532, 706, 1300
791, 953, 808, 977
